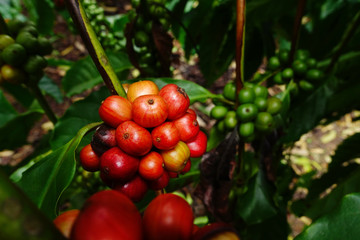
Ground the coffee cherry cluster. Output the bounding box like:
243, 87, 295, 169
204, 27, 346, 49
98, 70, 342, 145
129, 0, 171, 76
211, 82, 282, 142
81, 0, 125, 51
267, 49, 324, 93
0, 20, 52, 85
79, 81, 207, 202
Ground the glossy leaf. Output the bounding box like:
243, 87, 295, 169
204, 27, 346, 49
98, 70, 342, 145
1, 82, 35, 108
166, 170, 201, 193
206, 126, 227, 152
235, 170, 277, 224
0, 89, 17, 128
62, 52, 132, 97
295, 193, 360, 240
12, 122, 101, 220
50, 87, 109, 149
150, 78, 217, 103
0, 110, 43, 150
39, 75, 64, 103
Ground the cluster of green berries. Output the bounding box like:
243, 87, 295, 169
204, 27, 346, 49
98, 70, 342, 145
0, 20, 52, 85
82, 0, 125, 51
267, 49, 324, 93
130, 0, 171, 76
211, 82, 282, 142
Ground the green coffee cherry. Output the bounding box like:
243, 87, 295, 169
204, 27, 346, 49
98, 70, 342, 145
1, 64, 26, 84
255, 112, 274, 132
294, 49, 310, 61
236, 103, 258, 122
292, 60, 308, 76
23, 55, 47, 74
299, 80, 314, 91
254, 97, 267, 112
16, 31, 39, 53
210, 106, 228, 120
282, 68, 294, 80
273, 72, 284, 84
239, 122, 255, 138
266, 97, 282, 115
238, 88, 256, 104
0, 35, 15, 50
217, 120, 226, 132
278, 49, 289, 64
1, 43, 27, 66
306, 69, 323, 81
134, 31, 149, 47
253, 85, 268, 99
268, 56, 281, 70
223, 82, 236, 101
37, 37, 53, 55
224, 111, 238, 129
306, 58, 317, 69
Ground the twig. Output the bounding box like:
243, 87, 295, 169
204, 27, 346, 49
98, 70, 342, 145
65, 0, 126, 97
289, 0, 307, 65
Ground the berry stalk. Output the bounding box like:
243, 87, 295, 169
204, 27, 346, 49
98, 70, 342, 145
65, 0, 126, 97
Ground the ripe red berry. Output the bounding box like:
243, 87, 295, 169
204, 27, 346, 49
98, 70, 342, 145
139, 152, 164, 180
90, 124, 116, 156
167, 171, 179, 178
132, 94, 168, 128
113, 175, 148, 202
115, 121, 152, 156
173, 113, 200, 142
180, 159, 191, 174
100, 147, 139, 182
79, 144, 100, 172
186, 131, 207, 158
159, 84, 190, 120
142, 193, 194, 240
186, 108, 197, 118
151, 122, 180, 150
98, 95, 132, 128
148, 171, 170, 190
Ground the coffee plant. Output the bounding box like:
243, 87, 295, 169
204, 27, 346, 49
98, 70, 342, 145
1, 0, 360, 240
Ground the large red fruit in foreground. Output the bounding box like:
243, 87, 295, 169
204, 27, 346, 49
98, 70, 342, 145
114, 175, 148, 202
71, 190, 143, 240
98, 95, 132, 128
143, 193, 194, 240
53, 209, 80, 238
159, 84, 190, 120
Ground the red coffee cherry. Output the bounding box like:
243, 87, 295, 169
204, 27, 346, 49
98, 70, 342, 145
79, 144, 100, 172
161, 141, 190, 172
115, 121, 152, 156
173, 113, 200, 142
151, 122, 180, 150
126, 80, 159, 102
90, 124, 116, 156
180, 159, 191, 174
53, 209, 80, 238
100, 147, 139, 182
148, 171, 170, 190
187, 108, 197, 118
168, 171, 179, 178
71, 190, 143, 240
113, 175, 148, 202
186, 131, 207, 158
159, 84, 190, 120
98, 95, 132, 128
143, 193, 194, 240
132, 94, 168, 128
139, 151, 164, 180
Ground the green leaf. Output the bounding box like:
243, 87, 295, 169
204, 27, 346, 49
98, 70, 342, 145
13, 122, 101, 220
23, 0, 55, 34
150, 78, 216, 103
301, 167, 360, 220
39, 75, 64, 103
198, 0, 236, 85
2, 82, 35, 108
295, 193, 360, 240
166, 170, 200, 193
0, 110, 43, 150
206, 127, 226, 151
280, 76, 336, 143
62, 52, 132, 97
235, 170, 277, 224
329, 133, 360, 170
50, 87, 109, 149
0, 89, 18, 128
